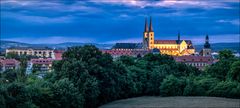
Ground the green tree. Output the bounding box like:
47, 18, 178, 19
218, 49, 235, 60
51, 78, 84, 108
208, 81, 240, 98
227, 60, 240, 82
160, 75, 186, 96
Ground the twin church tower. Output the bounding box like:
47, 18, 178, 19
143, 17, 154, 50
142, 17, 196, 56
111, 17, 211, 57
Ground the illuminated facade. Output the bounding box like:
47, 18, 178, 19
143, 17, 195, 56
6, 47, 54, 58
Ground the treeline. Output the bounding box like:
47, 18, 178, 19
0, 45, 239, 108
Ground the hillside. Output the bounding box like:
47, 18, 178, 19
99, 96, 240, 108
0, 40, 113, 51
194, 42, 239, 52
0, 40, 239, 52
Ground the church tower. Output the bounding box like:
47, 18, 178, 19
143, 18, 149, 50
148, 17, 154, 49
201, 34, 211, 56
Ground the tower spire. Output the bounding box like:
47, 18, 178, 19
178, 31, 180, 41
206, 34, 209, 42
144, 17, 148, 32
149, 16, 153, 32
204, 34, 210, 48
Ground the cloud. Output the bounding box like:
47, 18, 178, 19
2, 12, 75, 24
90, 0, 235, 9
216, 19, 240, 25
1, 0, 101, 13
181, 34, 240, 44
105, 34, 239, 45
2, 36, 95, 44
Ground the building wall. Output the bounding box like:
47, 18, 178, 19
148, 32, 155, 49
6, 49, 54, 58
152, 41, 194, 56
153, 44, 179, 49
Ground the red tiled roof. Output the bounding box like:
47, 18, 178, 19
54, 50, 64, 60
102, 49, 149, 56
173, 56, 213, 64
0, 59, 20, 66
154, 40, 177, 44
31, 58, 53, 65
54, 50, 65, 53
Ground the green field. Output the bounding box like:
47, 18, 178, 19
99, 96, 240, 108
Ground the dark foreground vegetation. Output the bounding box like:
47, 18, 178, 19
1, 45, 240, 108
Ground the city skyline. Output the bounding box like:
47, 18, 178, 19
1, 0, 239, 44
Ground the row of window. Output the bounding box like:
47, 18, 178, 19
155, 46, 179, 49
185, 62, 209, 67
183, 59, 211, 62
32, 60, 52, 63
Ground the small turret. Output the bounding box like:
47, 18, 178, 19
204, 34, 210, 49
178, 31, 180, 41
201, 34, 211, 56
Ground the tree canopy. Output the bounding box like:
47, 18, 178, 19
1, 46, 239, 108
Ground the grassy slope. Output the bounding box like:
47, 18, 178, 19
99, 96, 240, 108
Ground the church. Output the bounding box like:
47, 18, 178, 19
102, 17, 197, 57
143, 17, 195, 56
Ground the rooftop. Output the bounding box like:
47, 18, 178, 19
8, 47, 53, 50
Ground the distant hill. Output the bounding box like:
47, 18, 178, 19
0, 40, 114, 52
0, 40, 239, 53
194, 42, 239, 52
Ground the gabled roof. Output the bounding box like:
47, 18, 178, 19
154, 40, 178, 44
102, 49, 149, 56
0, 59, 20, 66
8, 47, 53, 50
154, 40, 193, 45
174, 56, 213, 63
112, 43, 143, 49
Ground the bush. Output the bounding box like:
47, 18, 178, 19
208, 81, 240, 98
160, 75, 186, 96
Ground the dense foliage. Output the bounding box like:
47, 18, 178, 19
1, 46, 239, 108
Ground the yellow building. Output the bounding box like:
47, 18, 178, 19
143, 17, 195, 56
6, 47, 54, 58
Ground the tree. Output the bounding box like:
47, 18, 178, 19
4, 82, 36, 108
51, 78, 84, 108
6, 52, 19, 59
160, 75, 186, 96
1, 70, 18, 82
218, 49, 235, 60
206, 60, 234, 80
227, 60, 240, 82
208, 81, 240, 98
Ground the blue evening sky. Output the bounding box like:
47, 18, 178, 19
0, 0, 239, 44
